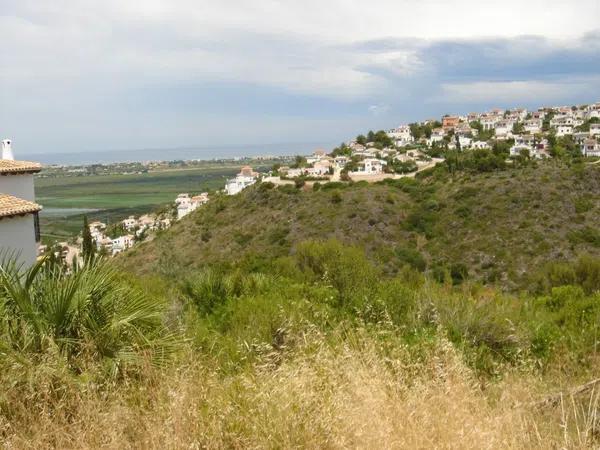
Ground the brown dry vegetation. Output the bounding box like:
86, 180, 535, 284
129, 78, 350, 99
3, 331, 599, 449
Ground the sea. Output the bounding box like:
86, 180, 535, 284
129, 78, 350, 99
21, 142, 336, 166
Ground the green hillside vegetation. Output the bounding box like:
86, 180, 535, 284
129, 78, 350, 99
123, 159, 600, 291
4, 158, 600, 446
3, 239, 600, 446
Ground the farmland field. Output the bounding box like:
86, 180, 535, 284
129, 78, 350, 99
35, 165, 245, 243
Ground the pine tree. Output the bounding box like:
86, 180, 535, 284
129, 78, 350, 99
81, 215, 95, 261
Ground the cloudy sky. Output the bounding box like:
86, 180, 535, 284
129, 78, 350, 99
1, 0, 599, 155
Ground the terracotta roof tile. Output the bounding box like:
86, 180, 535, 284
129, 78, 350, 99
0, 194, 42, 218
0, 160, 42, 174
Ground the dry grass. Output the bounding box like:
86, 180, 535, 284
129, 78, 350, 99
1, 329, 599, 449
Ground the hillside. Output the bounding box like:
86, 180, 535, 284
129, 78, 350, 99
6, 161, 600, 448
123, 160, 600, 290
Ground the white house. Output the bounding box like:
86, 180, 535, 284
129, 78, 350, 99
428, 128, 445, 145
524, 119, 542, 134
494, 120, 515, 138
551, 115, 575, 128
306, 149, 327, 165
481, 116, 500, 130
334, 156, 349, 169
387, 125, 413, 146
225, 166, 259, 195
111, 235, 134, 255
0, 139, 42, 267
556, 124, 573, 137
590, 123, 600, 137
510, 108, 528, 120
457, 135, 472, 149
350, 158, 387, 175
585, 109, 600, 121
176, 192, 209, 220
581, 139, 600, 157
122, 216, 138, 231
471, 141, 491, 150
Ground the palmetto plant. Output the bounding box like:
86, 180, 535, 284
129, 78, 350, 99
0, 255, 177, 373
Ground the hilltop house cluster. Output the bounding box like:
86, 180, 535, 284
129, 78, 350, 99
87, 214, 171, 256
175, 192, 209, 220
277, 142, 436, 181
383, 101, 600, 159
173, 166, 261, 221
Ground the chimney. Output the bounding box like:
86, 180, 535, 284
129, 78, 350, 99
1, 139, 14, 160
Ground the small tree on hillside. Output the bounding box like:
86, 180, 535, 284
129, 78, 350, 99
81, 215, 95, 261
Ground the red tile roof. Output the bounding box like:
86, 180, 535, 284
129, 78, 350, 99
0, 160, 42, 174
0, 194, 42, 218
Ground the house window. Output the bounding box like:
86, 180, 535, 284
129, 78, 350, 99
33, 212, 40, 242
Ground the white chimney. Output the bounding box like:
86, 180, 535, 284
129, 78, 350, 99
1, 139, 14, 160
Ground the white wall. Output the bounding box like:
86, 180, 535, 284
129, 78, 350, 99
0, 215, 37, 267
0, 174, 36, 201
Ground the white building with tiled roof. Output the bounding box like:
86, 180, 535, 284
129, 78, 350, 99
0, 139, 42, 267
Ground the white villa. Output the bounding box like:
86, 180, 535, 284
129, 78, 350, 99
176, 192, 209, 220
0, 139, 42, 267
555, 124, 573, 137
524, 119, 542, 134
387, 125, 413, 146
582, 139, 600, 157
428, 128, 445, 145
350, 158, 386, 175
111, 235, 134, 255
225, 166, 259, 195
306, 149, 327, 165
471, 141, 491, 150
122, 216, 137, 231
494, 120, 515, 139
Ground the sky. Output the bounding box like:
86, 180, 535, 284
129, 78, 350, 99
1, 0, 600, 156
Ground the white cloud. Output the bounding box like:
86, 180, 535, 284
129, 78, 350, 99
2, 0, 599, 99
437, 77, 600, 105
1, 0, 599, 152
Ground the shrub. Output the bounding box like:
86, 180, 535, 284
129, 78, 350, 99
294, 240, 378, 307
321, 181, 346, 191
278, 184, 298, 195
395, 246, 427, 272
573, 197, 593, 214
330, 190, 342, 204
450, 263, 469, 284
567, 226, 600, 247
0, 258, 175, 371
258, 181, 275, 191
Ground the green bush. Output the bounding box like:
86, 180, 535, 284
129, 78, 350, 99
395, 246, 427, 272
294, 240, 378, 307
330, 190, 342, 204
0, 258, 175, 372
568, 227, 600, 247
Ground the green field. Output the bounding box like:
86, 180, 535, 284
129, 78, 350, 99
35, 166, 242, 242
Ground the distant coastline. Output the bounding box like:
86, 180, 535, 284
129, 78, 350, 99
21, 142, 337, 166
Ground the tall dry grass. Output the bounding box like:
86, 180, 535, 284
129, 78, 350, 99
2, 328, 598, 449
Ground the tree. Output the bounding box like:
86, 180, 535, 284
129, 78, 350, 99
81, 215, 95, 261
291, 155, 307, 169
512, 121, 525, 134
